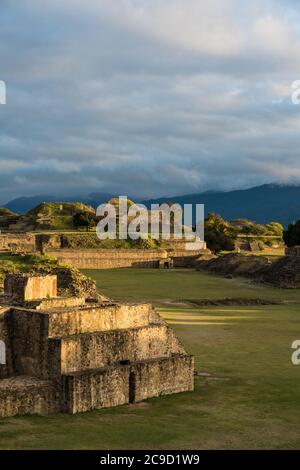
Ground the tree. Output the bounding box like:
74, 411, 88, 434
283, 220, 300, 247
205, 213, 233, 236
240, 225, 252, 236
73, 212, 97, 231
204, 230, 235, 254
204, 213, 235, 254
265, 222, 283, 237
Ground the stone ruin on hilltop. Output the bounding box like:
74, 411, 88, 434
0, 274, 194, 417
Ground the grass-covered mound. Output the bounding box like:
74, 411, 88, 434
197, 252, 300, 289
60, 233, 159, 249
0, 253, 98, 298
25, 202, 95, 230
0, 208, 19, 229
3, 201, 96, 231
197, 253, 271, 276
27, 202, 95, 218
260, 255, 300, 288
0, 208, 18, 217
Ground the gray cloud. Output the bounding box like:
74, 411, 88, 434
0, 0, 300, 203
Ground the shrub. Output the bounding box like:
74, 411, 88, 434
283, 220, 300, 247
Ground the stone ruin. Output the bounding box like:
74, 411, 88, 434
4, 273, 57, 301
0, 274, 194, 417
286, 246, 300, 256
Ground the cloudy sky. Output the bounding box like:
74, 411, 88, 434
0, 0, 300, 203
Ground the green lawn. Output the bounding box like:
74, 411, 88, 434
1, 269, 300, 450
83, 268, 300, 304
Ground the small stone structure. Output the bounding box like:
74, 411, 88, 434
0, 274, 193, 417
47, 248, 170, 269
4, 274, 57, 301
0, 233, 36, 253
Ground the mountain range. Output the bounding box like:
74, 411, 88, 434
2, 184, 300, 227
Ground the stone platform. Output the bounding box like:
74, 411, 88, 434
0, 274, 194, 417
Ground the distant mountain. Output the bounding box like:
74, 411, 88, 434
142, 184, 300, 226
3, 184, 300, 226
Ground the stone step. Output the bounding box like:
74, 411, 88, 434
48, 303, 153, 338
28, 296, 87, 311
61, 354, 194, 414
0, 376, 59, 418
52, 324, 182, 375
13, 303, 152, 340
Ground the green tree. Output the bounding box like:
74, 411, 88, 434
204, 213, 235, 254
265, 222, 283, 237
73, 212, 97, 231
283, 220, 300, 247
205, 213, 233, 235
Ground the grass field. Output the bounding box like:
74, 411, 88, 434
1, 268, 300, 449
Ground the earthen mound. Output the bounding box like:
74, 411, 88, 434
197, 253, 300, 289
196, 253, 270, 276
259, 256, 300, 288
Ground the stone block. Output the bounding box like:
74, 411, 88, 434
4, 274, 57, 301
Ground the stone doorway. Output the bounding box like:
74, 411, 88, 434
129, 372, 136, 403
159, 258, 174, 269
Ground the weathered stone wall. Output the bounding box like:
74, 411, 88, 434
34, 296, 86, 311
5, 274, 57, 301
10, 303, 154, 378
35, 234, 62, 254
47, 248, 205, 269
59, 324, 180, 374
10, 308, 51, 378
47, 249, 168, 269
62, 354, 194, 414
47, 303, 152, 338
0, 307, 13, 379
0, 377, 59, 418
135, 355, 194, 401
62, 367, 127, 413
0, 233, 36, 252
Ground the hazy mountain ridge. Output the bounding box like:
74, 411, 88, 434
2, 184, 300, 226
142, 184, 300, 226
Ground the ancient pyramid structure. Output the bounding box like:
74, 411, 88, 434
0, 274, 194, 417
